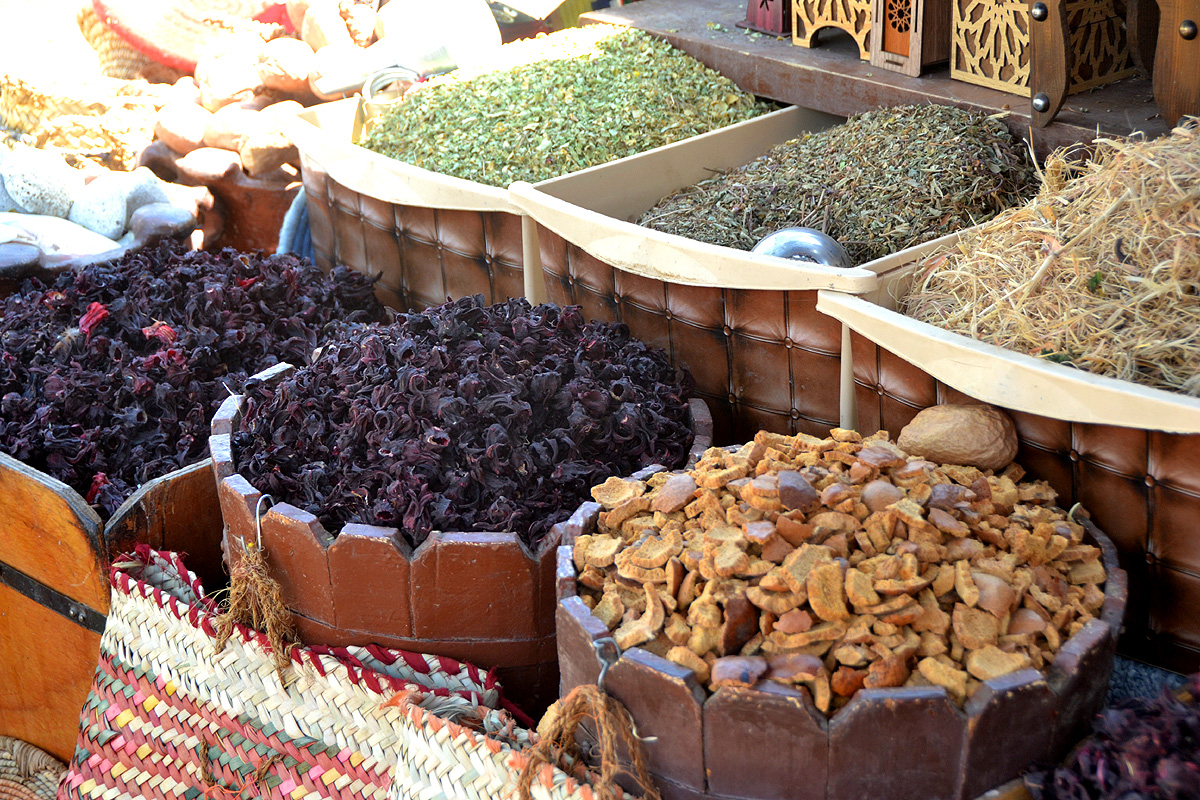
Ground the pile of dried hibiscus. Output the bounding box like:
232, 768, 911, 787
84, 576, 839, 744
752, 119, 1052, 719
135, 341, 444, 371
0, 240, 386, 516
1025, 673, 1200, 799
233, 295, 696, 548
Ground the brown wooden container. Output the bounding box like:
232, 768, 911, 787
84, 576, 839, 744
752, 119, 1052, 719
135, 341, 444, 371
209, 364, 713, 714
280, 99, 530, 313
553, 505, 1128, 800
0, 455, 223, 761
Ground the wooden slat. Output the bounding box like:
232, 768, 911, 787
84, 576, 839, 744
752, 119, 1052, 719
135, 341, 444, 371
0, 582, 100, 761
1153, 0, 1200, 125
0, 453, 106, 613
105, 459, 225, 593
1031, 0, 1071, 127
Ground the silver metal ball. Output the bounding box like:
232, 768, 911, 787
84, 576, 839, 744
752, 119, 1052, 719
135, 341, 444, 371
751, 227, 854, 268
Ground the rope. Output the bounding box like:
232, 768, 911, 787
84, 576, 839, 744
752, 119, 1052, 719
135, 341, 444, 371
517, 684, 661, 800
212, 535, 298, 677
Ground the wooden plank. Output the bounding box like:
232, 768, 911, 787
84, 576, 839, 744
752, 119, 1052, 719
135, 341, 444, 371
0, 453, 107, 613
1152, 0, 1200, 125
581, 0, 1170, 158
0, 582, 100, 761
1031, 0, 1071, 127
105, 459, 225, 594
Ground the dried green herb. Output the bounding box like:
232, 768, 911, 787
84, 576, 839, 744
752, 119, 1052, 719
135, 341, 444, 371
637, 104, 1038, 264
359, 25, 772, 187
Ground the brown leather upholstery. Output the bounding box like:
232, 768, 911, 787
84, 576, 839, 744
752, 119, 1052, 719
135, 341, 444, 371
300, 155, 526, 311
537, 226, 845, 445
851, 331, 1200, 674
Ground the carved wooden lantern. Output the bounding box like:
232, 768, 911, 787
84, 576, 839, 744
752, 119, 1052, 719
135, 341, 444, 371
741, 0, 794, 35
869, 0, 953, 75
793, 0, 874, 60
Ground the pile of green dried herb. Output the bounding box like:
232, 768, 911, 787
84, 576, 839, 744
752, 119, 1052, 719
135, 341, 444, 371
637, 104, 1038, 264
359, 25, 772, 187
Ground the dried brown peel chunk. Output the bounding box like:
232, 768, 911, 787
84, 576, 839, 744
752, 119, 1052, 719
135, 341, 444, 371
667, 645, 712, 683
918, 656, 968, 704
591, 476, 646, 509
965, 645, 1031, 681
807, 562, 850, 622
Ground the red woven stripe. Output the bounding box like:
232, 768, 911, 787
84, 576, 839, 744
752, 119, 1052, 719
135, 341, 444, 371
95, 657, 392, 786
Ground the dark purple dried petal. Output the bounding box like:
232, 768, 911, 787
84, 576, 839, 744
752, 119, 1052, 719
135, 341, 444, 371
234, 295, 694, 548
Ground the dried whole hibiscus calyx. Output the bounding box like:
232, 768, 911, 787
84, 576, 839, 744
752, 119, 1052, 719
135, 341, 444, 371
0, 239, 387, 517
232, 295, 696, 549
573, 428, 1112, 715
1024, 674, 1200, 800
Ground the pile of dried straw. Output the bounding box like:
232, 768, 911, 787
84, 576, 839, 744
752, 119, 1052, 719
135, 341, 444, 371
902, 121, 1200, 395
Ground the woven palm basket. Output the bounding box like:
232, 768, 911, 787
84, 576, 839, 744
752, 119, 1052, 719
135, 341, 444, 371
76, 2, 183, 83
0, 737, 66, 800
0, 72, 171, 170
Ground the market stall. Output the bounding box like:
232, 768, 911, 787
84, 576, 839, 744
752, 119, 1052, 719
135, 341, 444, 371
0, 1, 1197, 799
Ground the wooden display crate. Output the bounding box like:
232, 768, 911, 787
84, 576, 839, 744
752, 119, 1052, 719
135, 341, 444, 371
951, 0, 1136, 97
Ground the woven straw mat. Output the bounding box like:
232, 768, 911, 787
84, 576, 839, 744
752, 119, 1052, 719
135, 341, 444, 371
58, 546, 611, 800
0, 737, 66, 800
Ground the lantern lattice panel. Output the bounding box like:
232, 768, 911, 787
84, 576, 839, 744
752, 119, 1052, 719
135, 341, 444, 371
951, 0, 1134, 95
793, 0, 873, 60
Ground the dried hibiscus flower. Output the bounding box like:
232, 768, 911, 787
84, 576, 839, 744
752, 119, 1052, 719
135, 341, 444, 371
233, 295, 695, 548
1025, 673, 1200, 800
0, 239, 387, 517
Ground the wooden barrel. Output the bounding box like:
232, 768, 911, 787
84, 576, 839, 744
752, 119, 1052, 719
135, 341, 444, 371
210, 364, 713, 714
554, 504, 1128, 800
0, 456, 222, 761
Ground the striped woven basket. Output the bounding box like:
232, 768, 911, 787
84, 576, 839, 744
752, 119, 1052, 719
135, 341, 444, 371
76, 2, 184, 83
57, 547, 630, 800
0, 737, 65, 800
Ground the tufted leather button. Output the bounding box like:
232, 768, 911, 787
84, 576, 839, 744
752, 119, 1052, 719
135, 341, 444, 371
791, 408, 801, 419
876, 383, 885, 396
1145, 551, 1156, 565
728, 393, 737, 404
784, 337, 794, 349
723, 325, 732, 336
1069, 449, 1080, 462
665, 309, 673, 320
1145, 475, 1156, 488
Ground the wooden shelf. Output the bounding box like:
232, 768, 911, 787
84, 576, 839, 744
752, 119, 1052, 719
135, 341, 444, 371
581, 0, 1171, 158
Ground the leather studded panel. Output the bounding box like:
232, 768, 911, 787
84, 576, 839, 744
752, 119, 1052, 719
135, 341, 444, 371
851, 331, 1200, 673
300, 155, 526, 311
537, 225, 845, 445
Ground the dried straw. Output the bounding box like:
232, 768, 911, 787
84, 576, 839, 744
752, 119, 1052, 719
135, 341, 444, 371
902, 120, 1200, 395
518, 684, 660, 800
213, 537, 298, 675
